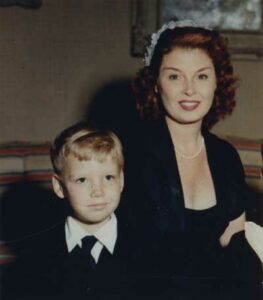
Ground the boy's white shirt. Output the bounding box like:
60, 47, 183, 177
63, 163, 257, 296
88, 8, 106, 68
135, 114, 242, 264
65, 213, 117, 263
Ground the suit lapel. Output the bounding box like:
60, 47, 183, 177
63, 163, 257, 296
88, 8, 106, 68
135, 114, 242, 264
36, 222, 90, 292
56, 221, 128, 293
204, 131, 228, 220
144, 119, 186, 232
94, 238, 128, 295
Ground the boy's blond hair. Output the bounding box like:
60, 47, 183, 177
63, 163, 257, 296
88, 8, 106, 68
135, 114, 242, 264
50, 122, 124, 175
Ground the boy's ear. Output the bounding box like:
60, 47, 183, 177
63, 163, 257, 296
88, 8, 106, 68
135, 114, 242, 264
52, 174, 65, 199
120, 171, 124, 192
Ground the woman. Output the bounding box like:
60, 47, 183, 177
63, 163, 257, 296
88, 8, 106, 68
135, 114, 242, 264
128, 20, 262, 299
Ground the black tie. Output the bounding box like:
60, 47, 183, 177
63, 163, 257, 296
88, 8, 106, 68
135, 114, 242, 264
81, 236, 97, 270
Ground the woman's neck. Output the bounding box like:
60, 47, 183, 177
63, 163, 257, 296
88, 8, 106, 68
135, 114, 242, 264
165, 117, 204, 156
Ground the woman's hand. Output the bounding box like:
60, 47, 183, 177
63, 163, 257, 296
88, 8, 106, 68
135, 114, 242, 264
219, 212, 246, 247
245, 221, 263, 262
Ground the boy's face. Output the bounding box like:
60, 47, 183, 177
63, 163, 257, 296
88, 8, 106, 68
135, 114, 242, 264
52, 154, 124, 232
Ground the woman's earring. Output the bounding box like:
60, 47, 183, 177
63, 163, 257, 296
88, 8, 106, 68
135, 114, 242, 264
154, 85, 158, 94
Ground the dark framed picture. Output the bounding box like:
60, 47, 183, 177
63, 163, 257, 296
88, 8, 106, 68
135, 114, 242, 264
131, 0, 263, 59
0, 0, 42, 8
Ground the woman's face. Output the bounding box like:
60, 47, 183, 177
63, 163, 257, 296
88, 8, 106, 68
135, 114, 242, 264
156, 47, 217, 126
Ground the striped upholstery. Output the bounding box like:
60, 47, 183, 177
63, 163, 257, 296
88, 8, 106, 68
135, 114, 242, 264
0, 137, 262, 192
0, 242, 15, 265
0, 143, 24, 186
24, 152, 53, 183
0, 142, 53, 193
0, 142, 52, 265
223, 136, 263, 193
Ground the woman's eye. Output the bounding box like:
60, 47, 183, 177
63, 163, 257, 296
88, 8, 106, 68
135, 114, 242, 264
76, 177, 86, 184
105, 175, 115, 181
198, 74, 208, 80
168, 74, 179, 80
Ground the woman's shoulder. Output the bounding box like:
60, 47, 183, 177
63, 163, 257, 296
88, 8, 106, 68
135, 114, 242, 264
204, 131, 239, 157
205, 131, 244, 175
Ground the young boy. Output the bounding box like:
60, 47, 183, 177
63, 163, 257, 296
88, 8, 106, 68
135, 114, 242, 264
3, 122, 135, 300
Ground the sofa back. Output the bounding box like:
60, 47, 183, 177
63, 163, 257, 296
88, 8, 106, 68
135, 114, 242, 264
0, 142, 59, 242
2, 137, 261, 194
0, 137, 262, 240
0, 142, 53, 195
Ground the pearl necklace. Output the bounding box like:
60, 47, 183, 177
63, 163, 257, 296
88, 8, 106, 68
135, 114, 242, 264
174, 137, 204, 160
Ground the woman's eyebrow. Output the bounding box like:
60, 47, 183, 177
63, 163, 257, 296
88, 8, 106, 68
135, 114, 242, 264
160, 66, 213, 72
160, 67, 181, 72
196, 67, 213, 72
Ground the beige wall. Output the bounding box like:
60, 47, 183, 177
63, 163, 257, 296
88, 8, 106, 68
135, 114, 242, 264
0, 0, 262, 142
213, 60, 263, 139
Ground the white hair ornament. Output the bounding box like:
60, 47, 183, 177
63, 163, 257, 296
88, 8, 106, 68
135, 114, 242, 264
144, 20, 212, 67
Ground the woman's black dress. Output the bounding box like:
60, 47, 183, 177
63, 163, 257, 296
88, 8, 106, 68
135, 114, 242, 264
122, 119, 262, 299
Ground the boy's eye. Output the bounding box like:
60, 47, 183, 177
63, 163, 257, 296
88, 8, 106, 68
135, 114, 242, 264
105, 175, 115, 181
198, 74, 208, 80
168, 74, 179, 80
76, 177, 87, 184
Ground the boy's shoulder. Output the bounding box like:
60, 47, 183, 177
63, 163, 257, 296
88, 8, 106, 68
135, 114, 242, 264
11, 220, 67, 256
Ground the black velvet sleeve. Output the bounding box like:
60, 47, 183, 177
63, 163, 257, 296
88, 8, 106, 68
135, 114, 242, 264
221, 139, 247, 221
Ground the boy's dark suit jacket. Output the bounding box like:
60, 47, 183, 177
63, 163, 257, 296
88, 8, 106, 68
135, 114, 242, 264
3, 219, 143, 300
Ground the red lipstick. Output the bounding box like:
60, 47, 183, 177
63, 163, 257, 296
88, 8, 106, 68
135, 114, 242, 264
179, 100, 200, 111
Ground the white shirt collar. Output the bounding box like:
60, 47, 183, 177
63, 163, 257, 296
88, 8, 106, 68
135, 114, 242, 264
65, 214, 117, 255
